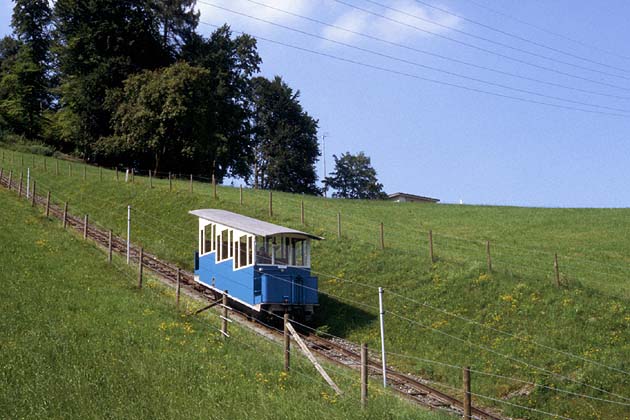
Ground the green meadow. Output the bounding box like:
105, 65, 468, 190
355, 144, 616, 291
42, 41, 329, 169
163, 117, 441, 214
0, 186, 450, 420
2, 148, 630, 419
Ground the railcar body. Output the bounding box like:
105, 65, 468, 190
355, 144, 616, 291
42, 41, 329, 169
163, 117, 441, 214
190, 209, 322, 317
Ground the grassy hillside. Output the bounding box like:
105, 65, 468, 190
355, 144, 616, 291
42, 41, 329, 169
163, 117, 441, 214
2, 149, 630, 419
0, 186, 450, 420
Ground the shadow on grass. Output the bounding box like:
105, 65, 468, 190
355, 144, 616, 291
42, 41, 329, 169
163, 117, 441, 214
312, 293, 376, 337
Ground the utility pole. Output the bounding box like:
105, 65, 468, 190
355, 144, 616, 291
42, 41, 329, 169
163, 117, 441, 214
322, 133, 329, 197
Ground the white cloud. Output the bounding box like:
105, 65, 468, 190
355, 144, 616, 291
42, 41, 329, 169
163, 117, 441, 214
321, 0, 461, 46
197, 0, 316, 34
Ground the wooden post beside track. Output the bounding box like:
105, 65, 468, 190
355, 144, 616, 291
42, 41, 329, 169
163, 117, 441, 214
486, 240, 492, 272
8, 170, 12, 190
221, 291, 229, 338
108, 230, 113, 264
212, 174, 217, 199
18, 172, 23, 197
176, 268, 181, 308
284, 311, 290, 372
463, 367, 471, 419
62, 202, 68, 229
379, 222, 384, 250
429, 230, 434, 263
83, 214, 88, 239
361, 342, 368, 408
45, 191, 50, 217
337, 212, 342, 239
239, 185, 243, 205
554, 253, 560, 287
138, 247, 144, 289
31, 181, 36, 206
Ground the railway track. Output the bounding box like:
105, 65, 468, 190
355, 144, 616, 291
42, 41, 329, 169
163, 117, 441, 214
0, 171, 504, 420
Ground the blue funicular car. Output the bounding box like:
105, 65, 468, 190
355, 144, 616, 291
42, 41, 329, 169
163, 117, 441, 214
190, 209, 322, 318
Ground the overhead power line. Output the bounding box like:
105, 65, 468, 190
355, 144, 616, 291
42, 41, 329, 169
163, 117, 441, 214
459, 0, 630, 61
198, 21, 629, 118
357, 0, 630, 79
330, 0, 630, 92
409, 0, 630, 73
200, 2, 630, 115
237, 0, 630, 101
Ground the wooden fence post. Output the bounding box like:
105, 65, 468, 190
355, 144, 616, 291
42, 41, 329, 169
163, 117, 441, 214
99, 167, 102, 181
18, 172, 23, 197
300, 200, 305, 225
463, 367, 471, 419
221, 291, 229, 338
55, 160, 59, 175
45, 191, 50, 217
68, 164, 71, 177
379, 222, 384, 250
486, 240, 492, 272
148, 170, 152, 188
44, 158, 47, 172
361, 342, 368, 408
62, 202, 68, 229
337, 212, 342, 239
176, 268, 181, 308
554, 253, 560, 287
138, 247, 144, 288
31, 181, 36, 206
0, 167, 3, 186
239, 185, 243, 205
284, 311, 290, 372
83, 166, 86, 180
169, 172, 172, 191
108, 230, 113, 264
115, 167, 119, 181
131, 168, 134, 183
83, 214, 88, 239
8, 170, 12, 190
429, 230, 434, 263
269, 191, 273, 217
190, 174, 193, 193
21, 156, 23, 167
212, 174, 217, 199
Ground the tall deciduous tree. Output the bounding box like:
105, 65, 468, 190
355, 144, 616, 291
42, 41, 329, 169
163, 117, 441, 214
53, 0, 167, 155
0, 0, 52, 138
325, 152, 386, 199
251, 76, 320, 195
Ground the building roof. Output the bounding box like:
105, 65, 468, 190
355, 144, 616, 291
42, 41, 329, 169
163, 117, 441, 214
189, 209, 323, 240
388, 192, 440, 203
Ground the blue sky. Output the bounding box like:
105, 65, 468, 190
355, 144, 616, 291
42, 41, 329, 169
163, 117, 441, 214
3, 1, 630, 207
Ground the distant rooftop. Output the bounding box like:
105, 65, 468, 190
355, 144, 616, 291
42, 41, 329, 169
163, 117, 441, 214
189, 209, 323, 240
388, 192, 440, 203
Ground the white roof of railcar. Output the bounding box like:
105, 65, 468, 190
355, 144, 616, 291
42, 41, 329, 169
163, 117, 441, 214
189, 209, 323, 240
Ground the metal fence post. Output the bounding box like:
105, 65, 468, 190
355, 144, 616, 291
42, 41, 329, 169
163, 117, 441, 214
127, 205, 131, 264
378, 287, 387, 387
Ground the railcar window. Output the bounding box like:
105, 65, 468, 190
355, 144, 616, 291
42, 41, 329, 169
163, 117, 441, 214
247, 236, 253, 265
203, 224, 214, 254
238, 235, 247, 268
255, 236, 272, 264
293, 238, 305, 266
218, 229, 229, 262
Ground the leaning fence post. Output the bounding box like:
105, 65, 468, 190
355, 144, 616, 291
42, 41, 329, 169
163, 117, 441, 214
463, 367, 472, 419
269, 191, 273, 217
83, 214, 88, 239
62, 202, 68, 229
138, 247, 144, 288
486, 240, 492, 272
176, 268, 181, 308
429, 230, 434, 263
31, 180, 36, 206
284, 311, 291, 372
108, 230, 113, 264
221, 291, 229, 338
361, 343, 368, 408
45, 191, 50, 217
554, 253, 561, 287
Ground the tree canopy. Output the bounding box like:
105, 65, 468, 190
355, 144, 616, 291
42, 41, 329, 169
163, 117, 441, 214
325, 152, 386, 199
